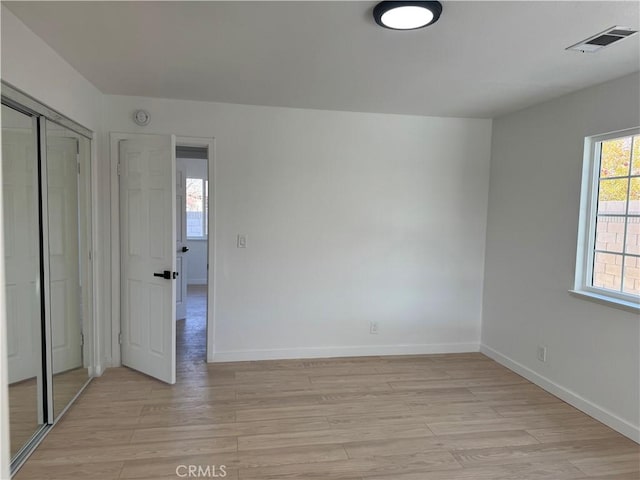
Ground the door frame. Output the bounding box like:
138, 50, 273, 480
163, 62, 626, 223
110, 134, 216, 366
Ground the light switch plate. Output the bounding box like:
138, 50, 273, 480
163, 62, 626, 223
237, 234, 247, 248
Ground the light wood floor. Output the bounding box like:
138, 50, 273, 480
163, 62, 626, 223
9, 367, 89, 458
15, 290, 640, 479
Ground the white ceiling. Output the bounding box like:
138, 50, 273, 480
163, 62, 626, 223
5, 1, 640, 118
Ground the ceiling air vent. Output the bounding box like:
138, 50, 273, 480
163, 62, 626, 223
566, 26, 638, 53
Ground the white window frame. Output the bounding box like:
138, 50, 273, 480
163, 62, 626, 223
186, 177, 208, 240
572, 126, 640, 311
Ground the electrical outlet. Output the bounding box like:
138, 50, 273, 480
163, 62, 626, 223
369, 321, 379, 334
237, 234, 247, 248
537, 345, 548, 363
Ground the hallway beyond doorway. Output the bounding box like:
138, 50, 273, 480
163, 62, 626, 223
176, 285, 207, 374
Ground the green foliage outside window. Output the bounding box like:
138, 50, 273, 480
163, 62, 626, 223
599, 136, 639, 202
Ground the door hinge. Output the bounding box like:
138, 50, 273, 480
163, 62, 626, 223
88, 250, 92, 261
80, 332, 84, 346
77, 161, 81, 174
117, 163, 121, 176
118, 332, 123, 344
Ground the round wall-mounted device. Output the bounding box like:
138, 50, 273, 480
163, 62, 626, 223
133, 109, 151, 126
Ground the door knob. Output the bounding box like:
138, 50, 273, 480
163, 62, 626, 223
153, 270, 178, 280
181, 246, 189, 253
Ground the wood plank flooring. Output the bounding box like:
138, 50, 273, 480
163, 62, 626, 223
14, 288, 640, 479
9, 367, 89, 458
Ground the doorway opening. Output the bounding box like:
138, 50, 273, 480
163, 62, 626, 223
113, 133, 214, 384
176, 146, 209, 373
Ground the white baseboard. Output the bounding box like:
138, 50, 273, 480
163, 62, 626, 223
188, 279, 207, 286
207, 343, 216, 363
480, 344, 640, 444
212, 342, 479, 363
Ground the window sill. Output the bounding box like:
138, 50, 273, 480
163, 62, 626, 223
569, 289, 640, 313
186, 238, 208, 242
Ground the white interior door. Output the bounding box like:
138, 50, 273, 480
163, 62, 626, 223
176, 159, 188, 320
119, 134, 176, 384
47, 135, 83, 375
3, 128, 40, 384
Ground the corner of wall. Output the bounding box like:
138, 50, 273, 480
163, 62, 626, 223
481, 344, 640, 443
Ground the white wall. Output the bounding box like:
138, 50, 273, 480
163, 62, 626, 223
186, 240, 208, 285
180, 156, 208, 179
103, 96, 492, 362
1, 7, 101, 132
482, 72, 640, 442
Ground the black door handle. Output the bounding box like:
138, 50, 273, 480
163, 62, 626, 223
182, 246, 189, 252
153, 270, 179, 280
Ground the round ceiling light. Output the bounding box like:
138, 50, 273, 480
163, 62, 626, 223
373, 1, 442, 30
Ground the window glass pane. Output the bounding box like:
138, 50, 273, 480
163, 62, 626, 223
186, 178, 203, 237
631, 136, 640, 175
595, 216, 624, 253
600, 137, 631, 178
597, 178, 628, 215
593, 252, 622, 292
623, 256, 640, 295
626, 218, 640, 255
629, 177, 640, 215
586, 131, 640, 299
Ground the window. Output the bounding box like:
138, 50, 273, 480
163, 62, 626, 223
186, 177, 208, 239
574, 128, 640, 309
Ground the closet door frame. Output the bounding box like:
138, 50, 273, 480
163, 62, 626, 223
2, 81, 96, 475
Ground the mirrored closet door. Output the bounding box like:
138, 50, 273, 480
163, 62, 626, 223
46, 120, 92, 420
3, 104, 44, 460
2, 86, 94, 473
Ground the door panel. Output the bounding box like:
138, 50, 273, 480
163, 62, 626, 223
46, 135, 82, 375
46, 121, 91, 420
120, 134, 176, 384
3, 126, 40, 384
2, 105, 44, 459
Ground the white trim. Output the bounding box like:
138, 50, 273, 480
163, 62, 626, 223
569, 289, 640, 313
212, 343, 480, 363
109, 133, 126, 367
39, 121, 55, 424
76, 133, 95, 376
89, 131, 101, 375
480, 344, 640, 444
0, 108, 10, 480
176, 136, 216, 364
207, 344, 216, 363
574, 126, 640, 307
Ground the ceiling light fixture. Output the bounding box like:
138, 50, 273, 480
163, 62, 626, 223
373, 1, 442, 30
